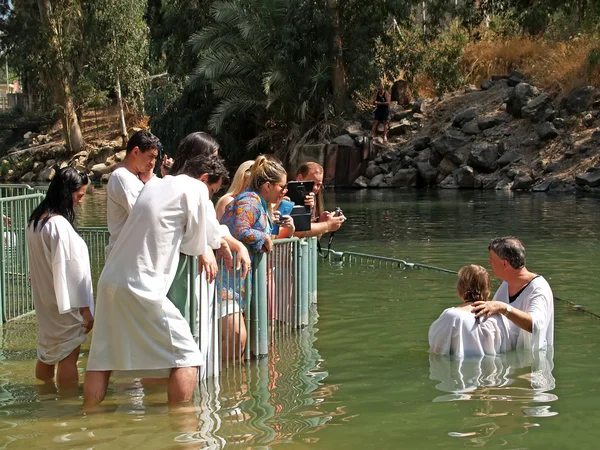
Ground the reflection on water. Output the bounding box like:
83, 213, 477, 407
0, 309, 342, 449
430, 349, 557, 445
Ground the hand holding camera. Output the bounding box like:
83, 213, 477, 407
325, 208, 345, 233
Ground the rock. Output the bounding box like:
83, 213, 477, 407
564, 86, 598, 114
365, 164, 382, 179
343, 122, 365, 138
480, 80, 493, 90
536, 122, 558, 140
463, 84, 478, 93
453, 107, 477, 127
564, 148, 577, 159
544, 109, 557, 121
414, 148, 431, 163
543, 162, 558, 173
512, 175, 534, 190
391, 80, 410, 106
552, 118, 566, 129
401, 155, 415, 168
388, 121, 412, 137
23, 131, 33, 140
575, 169, 600, 187
412, 113, 425, 122
393, 109, 412, 121
128, 127, 143, 139
438, 157, 459, 176
38, 167, 56, 181
381, 150, 397, 163
454, 166, 476, 188
389, 168, 418, 187
506, 168, 520, 180
477, 115, 505, 130
468, 142, 498, 173
353, 175, 369, 188
521, 93, 552, 123
506, 83, 539, 118
332, 135, 356, 147
495, 178, 513, 190
32, 161, 45, 173
462, 120, 480, 135
477, 173, 501, 190
20, 171, 36, 182
91, 162, 113, 178
439, 174, 458, 189
410, 99, 425, 113
368, 173, 385, 187
583, 113, 595, 127
507, 70, 526, 87
413, 136, 431, 151
497, 150, 520, 167
379, 163, 392, 174
431, 130, 469, 163
532, 178, 555, 192
416, 162, 437, 186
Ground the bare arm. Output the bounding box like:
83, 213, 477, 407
472, 300, 533, 333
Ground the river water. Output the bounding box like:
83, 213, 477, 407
1, 187, 600, 449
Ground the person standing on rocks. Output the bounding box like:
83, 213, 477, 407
371, 83, 391, 143
105, 130, 161, 257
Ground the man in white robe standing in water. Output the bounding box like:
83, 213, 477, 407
105, 130, 162, 257
84, 155, 232, 409
473, 237, 554, 352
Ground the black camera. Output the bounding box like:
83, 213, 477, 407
333, 207, 344, 217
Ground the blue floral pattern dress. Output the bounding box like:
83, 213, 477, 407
219, 190, 272, 307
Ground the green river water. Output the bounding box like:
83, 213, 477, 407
1, 188, 600, 449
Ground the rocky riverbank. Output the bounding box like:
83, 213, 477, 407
342, 73, 600, 193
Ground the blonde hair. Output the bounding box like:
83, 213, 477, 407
456, 265, 491, 302
249, 155, 286, 192
225, 160, 254, 197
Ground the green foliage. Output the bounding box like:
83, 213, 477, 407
0, 160, 9, 179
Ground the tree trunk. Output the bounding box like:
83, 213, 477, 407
327, 0, 347, 113
115, 72, 128, 147
37, 0, 84, 153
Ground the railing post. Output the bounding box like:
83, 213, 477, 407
309, 237, 318, 304
252, 251, 268, 358
300, 239, 309, 327
0, 199, 5, 323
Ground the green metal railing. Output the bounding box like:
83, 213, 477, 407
0, 183, 48, 199
0, 193, 45, 322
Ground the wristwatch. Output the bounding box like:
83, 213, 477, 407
502, 304, 512, 316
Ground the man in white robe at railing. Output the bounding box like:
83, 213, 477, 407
83, 154, 239, 409
473, 237, 554, 352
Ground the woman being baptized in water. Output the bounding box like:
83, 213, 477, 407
429, 264, 512, 357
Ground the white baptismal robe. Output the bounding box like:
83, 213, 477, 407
429, 307, 512, 358
26, 216, 94, 364
87, 175, 221, 374
493, 276, 554, 352
105, 166, 145, 257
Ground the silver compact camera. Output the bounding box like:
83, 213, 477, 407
333, 207, 344, 217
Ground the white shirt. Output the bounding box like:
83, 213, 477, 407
87, 175, 224, 374
26, 216, 94, 364
106, 166, 145, 256
429, 306, 512, 358
493, 276, 554, 351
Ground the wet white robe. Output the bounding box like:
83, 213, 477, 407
87, 175, 221, 375
429, 307, 512, 358
105, 166, 145, 257
493, 276, 554, 351
26, 216, 94, 365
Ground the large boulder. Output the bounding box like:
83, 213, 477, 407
332, 134, 356, 147
536, 122, 558, 140
431, 130, 469, 164
453, 166, 476, 188
388, 120, 412, 137
343, 122, 365, 138
20, 171, 37, 182
521, 93, 552, 123
414, 148, 432, 164
438, 157, 459, 176
390, 79, 410, 107
462, 120, 480, 135
497, 150, 520, 167
575, 169, 600, 187
365, 164, 383, 179
532, 178, 555, 192
32, 161, 45, 174
368, 173, 385, 187
477, 115, 506, 130
416, 162, 437, 186
506, 83, 539, 118
439, 174, 458, 189
453, 107, 477, 127
91, 162, 113, 179
564, 86, 598, 114
353, 175, 369, 188
412, 136, 431, 151
512, 175, 534, 190
389, 168, 418, 187
468, 142, 498, 173
38, 167, 56, 182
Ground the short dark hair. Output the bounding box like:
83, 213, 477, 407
171, 132, 220, 175
28, 167, 89, 230
488, 237, 526, 269
181, 153, 230, 185
126, 130, 161, 154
